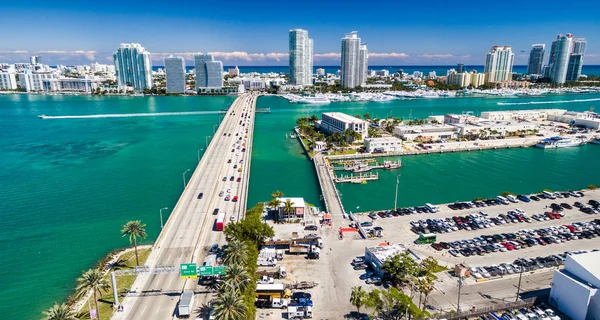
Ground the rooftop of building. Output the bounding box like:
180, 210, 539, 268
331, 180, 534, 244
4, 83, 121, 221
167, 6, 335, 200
366, 244, 407, 264
364, 137, 403, 142
394, 123, 458, 133
277, 197, 306, 208
322, 112, 367, 124
568, 251, 600, 276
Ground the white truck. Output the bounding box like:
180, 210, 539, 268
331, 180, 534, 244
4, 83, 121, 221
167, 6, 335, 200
178, 291, 195, 318
257, 275, 275, 284
287, 305, 313, 318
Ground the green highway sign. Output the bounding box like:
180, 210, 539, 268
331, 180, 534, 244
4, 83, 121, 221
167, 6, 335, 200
180, 263, 197, 279
213, 266, 227, 275
198, 266, 213, 276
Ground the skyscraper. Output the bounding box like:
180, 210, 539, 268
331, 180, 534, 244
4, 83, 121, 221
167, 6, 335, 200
164, 56, 186, 93
289, 29, 313, 86
194, 53, 223, 91
566, 38, 586, 82
549, 34, 573, 84
30, 56, 41, 65
341, 31, 363, 88
456, 63, 465, 73
358, 44, 368, 86
484, 46, 514, 83
113, 43, 153, 91
526, 44, 545, 75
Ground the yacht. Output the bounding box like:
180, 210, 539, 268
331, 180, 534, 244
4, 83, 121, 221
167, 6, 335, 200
535, 136, 587, 149
383, 160, 401, 170
353, 164, 372, 173
590, 137, 600, 145
296, 96, 331, 104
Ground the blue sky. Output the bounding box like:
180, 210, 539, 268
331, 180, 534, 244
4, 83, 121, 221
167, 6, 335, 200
1, 0, 599, 66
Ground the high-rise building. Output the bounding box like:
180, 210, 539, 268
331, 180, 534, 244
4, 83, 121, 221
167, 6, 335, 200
456, 63, 465, 73
526, 44, 545, 75
164, 56, 186, 93
358, 44, 368, 86
289, 29, 313, 86
113, 43, 153, 91
30, 56, 41, 65
484, 46, 514, 83
194, 53, 223, 91
566, 38, 586, 82
447, 71, 470, 87
470, 71, 486, 88
549, 34, 573, 84
341, 31, 362, 88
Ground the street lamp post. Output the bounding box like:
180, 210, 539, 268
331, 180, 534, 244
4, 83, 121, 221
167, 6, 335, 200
516, 265, 524, 302
394, 174, 401, 211
197, 148, 204, 163
457, 277, 463, 313
213, 124, 218, 134
159, 207, 168, 229
205, 136, 212, 148
182, 169, 190, 188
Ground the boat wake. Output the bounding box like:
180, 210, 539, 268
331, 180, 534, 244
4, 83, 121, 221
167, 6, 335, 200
497, 97, 600, 106
38, 111, 221, 119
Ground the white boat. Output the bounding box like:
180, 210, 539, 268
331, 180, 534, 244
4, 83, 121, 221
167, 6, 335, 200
383, 160, 401, 170
296, 97, 331, 104
535, 136, 587, 149
353, 164, 372, 173
590, 137, 600, 145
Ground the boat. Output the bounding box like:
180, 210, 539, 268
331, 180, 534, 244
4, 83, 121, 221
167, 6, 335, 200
351, 180, 367, 184
289, 133, 297, 139
535, 136, 587, 149
38, 114, 46, 119
353, 164, 372, 173
590, 137, 600, 145
296, 97, 331, 104
383, 160, 401, 170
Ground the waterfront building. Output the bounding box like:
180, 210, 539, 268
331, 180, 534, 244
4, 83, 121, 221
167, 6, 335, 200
0, 70, 17, 90
456, 63, 465, 73
341, 31, 362, 88
316, 68, 325, 76
481, 109, 567, 121
113, 43, 153, 91
194, 53, 223, 92
228, 66, 240, 77
566, 38, 586, 82
164, 56, 186, 94
453, 121, 539, 139
365, 244, 408, 278
444, 113, 481, 124
358, 44, 368, 86
548, 111, 600, 129
18, 70, 59, 92
484, 46, 514, 83
549, 34, 573, 84
318, 112, 369, 140
364, 137, 403, 153
289, 29, 313, 86
393, 124, 459, 142
549, 251, 600, 320
275, 197, 305, 221
469, 71, 486, 88
446, 71, 470, 87
375, 69, 389, 77
526, 44, 545, 75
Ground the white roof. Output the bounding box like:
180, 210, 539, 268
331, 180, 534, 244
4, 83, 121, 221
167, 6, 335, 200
567, 251, 600, 281
364, 137, 402, 143
366, 244, 407, 264
256, 283, 285, 291
277, 197, 305, 208
322, 112, 367, 124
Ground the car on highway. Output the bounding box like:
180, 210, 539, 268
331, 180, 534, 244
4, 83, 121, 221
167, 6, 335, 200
231, 149, 234, 152
209, 243, 219, 253
232, 195, 239, 202
230, 176, 235, 181
227, 159, 232, 163
224, 195, 231, 201
197, 193, 204, 199
213, 208, 219, 215
226, 188, 232, 193
222, 176, 227, 181
237, 177, 241, 182
219, 191, 224, 197
233, 164, 237, 169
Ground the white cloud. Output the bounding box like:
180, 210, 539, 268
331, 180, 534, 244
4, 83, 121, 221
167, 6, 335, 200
152, 51, 290, 62
0, 50, 29, 54
314, 52, 341, 60
34, 50, 97, 60
419, 53, 458, 59
369, 52, 409, 59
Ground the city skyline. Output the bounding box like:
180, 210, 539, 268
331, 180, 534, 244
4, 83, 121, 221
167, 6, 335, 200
1, 0, 598, 66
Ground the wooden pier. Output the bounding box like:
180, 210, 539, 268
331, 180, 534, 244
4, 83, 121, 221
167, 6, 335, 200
334, 172, 379, 183
332, 160, 402, 172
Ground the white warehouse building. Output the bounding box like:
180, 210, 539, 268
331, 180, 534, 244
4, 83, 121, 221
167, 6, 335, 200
549, 251, 600, 320
364, 137, 403, 153
317, 112, 369, 140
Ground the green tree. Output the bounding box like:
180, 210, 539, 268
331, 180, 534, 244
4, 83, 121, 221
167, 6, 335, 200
364, 112, 371, 120
381, 252, 418, 286
354, 114, 362, 119
419, 256, 442, 277
283, 199, 295, 218
76, 269, 108, 320
416, 275, 435, 310
588, 184, 598, 190
221, 264, 251, 292
268, 198, 281, 211
350, 286, 367, 315
43, 303, 77, 320
223, 240, 249, 265
121, 220, 147, 266
224, 207, 274, 245
270, 190, 284, 199
309, 114, 319, 123
212, 290, 247, 320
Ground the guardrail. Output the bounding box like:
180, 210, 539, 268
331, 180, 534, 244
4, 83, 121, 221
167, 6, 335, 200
434, 297, 536, 320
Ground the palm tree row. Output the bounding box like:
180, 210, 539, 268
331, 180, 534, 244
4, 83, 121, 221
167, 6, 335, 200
212, 239, 252, 320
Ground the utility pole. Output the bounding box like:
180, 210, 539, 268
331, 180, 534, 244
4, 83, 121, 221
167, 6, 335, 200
457, 277, 463, 313
394, 174, 401, 211
516, 266, 524, 302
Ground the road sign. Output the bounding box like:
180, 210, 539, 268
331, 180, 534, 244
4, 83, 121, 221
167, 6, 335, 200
198, 266, 213, 277
213, 266, 227, 275
180, 263, 197, 278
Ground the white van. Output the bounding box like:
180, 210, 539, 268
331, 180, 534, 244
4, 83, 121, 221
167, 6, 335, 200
506, 195, 519, 203
496, 196, 509, 205
425, 203, 439, 213
543, 191, 556, 199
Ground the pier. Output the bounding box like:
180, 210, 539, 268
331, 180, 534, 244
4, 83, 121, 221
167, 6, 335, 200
313, 153, 346, 218
334, 172, 379, 183
332, 160, 402, 172
113, 93, 258, 320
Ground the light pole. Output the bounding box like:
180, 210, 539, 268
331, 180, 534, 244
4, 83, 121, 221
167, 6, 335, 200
457, 277, 463, 313
205, 136, 212, 148
159, 207, 168, 229
197, 148, 204, 163
394, 174, 401, 211
213, 123, 218, 134
516, 265, 524, 302
182, 169, 190, 188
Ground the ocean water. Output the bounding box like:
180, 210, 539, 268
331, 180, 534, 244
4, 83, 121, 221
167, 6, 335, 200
2, 92, 600, 319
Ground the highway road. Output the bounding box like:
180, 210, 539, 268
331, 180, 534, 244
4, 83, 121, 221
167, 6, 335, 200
112, 93, 258, 320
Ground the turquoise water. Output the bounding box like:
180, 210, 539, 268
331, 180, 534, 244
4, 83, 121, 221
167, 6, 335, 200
0, 94, 234, 319
2, 92, 600, 319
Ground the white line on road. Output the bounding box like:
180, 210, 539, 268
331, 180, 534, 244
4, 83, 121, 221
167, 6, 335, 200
141, 306, 147, 314
155, 306, 161, 315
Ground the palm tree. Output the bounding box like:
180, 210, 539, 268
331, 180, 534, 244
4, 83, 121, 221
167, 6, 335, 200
76, 269, 108, 320
223, 241, 248, 265
268, 197, 281, 211
283, 199, 295, 220
121, 220, 147, 266
309, 114, 319, 123
417, 276, 435, 309
212, 290, 247, 320
270, 190, 284, 199
221, 264, 251, 292
43, 303, 77, 320
350, 286, 367, 316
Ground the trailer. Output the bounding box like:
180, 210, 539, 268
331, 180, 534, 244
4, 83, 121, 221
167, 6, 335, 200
287, 281, 318, 290
263, 236, 324, 249
287, 305, 313, 319
256, 266, 287, 279
215, 212, 225, 231
177, 291, 195, 318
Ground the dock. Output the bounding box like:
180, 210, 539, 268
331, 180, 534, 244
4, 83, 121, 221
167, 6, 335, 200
332, 160, 402, 172
334, 172, 379, 183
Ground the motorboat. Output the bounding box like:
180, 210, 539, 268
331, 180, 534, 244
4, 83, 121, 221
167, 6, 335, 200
535, 136, 587, 148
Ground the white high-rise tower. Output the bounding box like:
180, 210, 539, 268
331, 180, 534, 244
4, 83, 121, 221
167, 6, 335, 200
550, 34, 574, 84
484, 46, 514, 83
341, 31, 361, 88
289, 29, 313, 86
113, 43, 153, 91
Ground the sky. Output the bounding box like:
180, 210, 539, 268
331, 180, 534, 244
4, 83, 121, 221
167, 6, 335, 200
1, 0, 599, 66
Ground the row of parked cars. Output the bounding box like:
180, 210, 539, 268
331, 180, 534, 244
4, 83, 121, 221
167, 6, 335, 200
351, 256, 383, 285
448, 190, 585, 211
478, 305, 562, 320
368, 204, 439, 219
433, 219, 600, 257
411, 209, 534, 235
